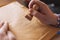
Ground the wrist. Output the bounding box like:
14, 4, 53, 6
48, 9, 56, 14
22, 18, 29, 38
56, 14, 60, 28
50, 14, 58, 26
50, 14, 60, 28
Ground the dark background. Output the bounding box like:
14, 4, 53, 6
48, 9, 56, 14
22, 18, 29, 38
41, 0, 60, 6
18, 0, 60, 14
41, 0, 60, 14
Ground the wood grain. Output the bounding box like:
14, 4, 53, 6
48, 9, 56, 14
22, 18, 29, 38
0, 1, 59, 40
0, 0, 15, 7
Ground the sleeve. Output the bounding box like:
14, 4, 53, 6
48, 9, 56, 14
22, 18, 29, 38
53, 14, 60, 28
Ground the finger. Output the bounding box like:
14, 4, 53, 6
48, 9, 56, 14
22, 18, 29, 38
0, 21, 9, 33
7, 31, 16, 40
30, 9, 45, 21
33, 4, 39, 10
28, 0, 41, 8
0, 21, 4, 28
29, 0, 48, 9
32, 1, 51, 14
3, 35, 9, 40
28, 0, 35, 8
29, 8, 33, 13
30, 9, 48, 24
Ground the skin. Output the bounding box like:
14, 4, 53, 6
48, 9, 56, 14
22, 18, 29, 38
0, 21, 16, 40
29, 0, 58, 25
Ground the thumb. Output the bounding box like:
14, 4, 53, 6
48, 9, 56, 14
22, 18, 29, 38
7, 31, 16, 40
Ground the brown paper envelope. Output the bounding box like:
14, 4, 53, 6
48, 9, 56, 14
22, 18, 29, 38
0, 1, 59, 40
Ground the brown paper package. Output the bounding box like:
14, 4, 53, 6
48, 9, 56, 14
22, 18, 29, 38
0, 0, 59, 40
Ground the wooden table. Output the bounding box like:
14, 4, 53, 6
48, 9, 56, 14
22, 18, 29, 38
0, 1, 59, 40
0, 0, 15, 7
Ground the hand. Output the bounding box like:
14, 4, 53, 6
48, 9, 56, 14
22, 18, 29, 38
29, 0, 58, 25
0, 21, 16, 40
